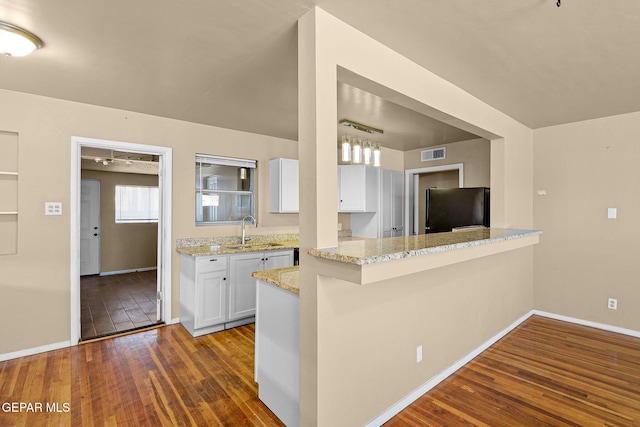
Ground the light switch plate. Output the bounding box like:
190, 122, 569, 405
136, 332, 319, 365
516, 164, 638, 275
607, 208, 617, 219
45, 202, 62, 216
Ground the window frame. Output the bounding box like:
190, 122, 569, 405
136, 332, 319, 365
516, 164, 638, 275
195, 154, 256, 226
114, 184, 160, 224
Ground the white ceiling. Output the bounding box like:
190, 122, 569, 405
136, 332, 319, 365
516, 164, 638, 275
2, 1, 639, 149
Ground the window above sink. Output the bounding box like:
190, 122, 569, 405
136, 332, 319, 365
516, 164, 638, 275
196, 154, 256, 226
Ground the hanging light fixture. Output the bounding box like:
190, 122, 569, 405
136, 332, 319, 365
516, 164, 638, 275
339, 119, 383, 167
0, 21, 44, 57
373, 144, 381, 167
363, 140, 372, 165
352, 137, 363, 164
341, 135, 352, 162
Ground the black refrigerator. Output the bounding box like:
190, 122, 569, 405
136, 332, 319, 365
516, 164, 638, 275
425, 187, 490, 233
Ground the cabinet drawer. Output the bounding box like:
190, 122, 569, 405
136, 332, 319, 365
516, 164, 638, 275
197, 256, 228, 272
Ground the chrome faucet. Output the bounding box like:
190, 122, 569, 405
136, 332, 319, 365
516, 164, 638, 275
241, 215, 257, 244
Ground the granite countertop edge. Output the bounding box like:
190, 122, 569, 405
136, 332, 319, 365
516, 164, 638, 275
309, 228, 542, 266
252, 266, 300, 295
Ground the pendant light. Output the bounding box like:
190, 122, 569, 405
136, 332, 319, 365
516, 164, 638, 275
341, 135, 352, 162
363, 141, 372, 165
0, 21, 44, 57
373, 144, 381, 167
352, 138, 363, 164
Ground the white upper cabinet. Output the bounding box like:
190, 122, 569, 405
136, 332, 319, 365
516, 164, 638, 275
338, 165, 379, 212
269, 158, 299, 213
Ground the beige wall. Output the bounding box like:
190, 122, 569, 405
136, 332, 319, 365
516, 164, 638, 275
298, 7, 533, 425
80, 170, 158, 272
0, 88, 298, 355
533, 111, 640, 331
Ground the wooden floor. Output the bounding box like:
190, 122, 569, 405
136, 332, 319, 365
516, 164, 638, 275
386, 315, 640, 426
0, 324, 283, 427
1, 316, 639, 426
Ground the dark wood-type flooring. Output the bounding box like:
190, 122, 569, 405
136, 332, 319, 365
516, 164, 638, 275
1, 315, 639, 426
0, 323, 283, 426
386, 315, 640, 426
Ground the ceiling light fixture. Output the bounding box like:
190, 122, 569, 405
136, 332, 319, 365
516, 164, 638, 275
0, 21, 44, 57
339, 120, 383, 167
339, 119, 383, 135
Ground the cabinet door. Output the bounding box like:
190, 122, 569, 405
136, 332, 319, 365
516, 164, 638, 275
269, 158, 299, 213
228, 253, 264, 321
280, 159, 299, 212
391, 170, 404, 234
338, 165, 365, 212
381, 169, 394, 235
195, 269, 227, 329
264, 250, 294, 270
381, 170, 404, 237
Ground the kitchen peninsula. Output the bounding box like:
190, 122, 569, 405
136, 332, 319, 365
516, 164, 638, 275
252, 228, 540, 426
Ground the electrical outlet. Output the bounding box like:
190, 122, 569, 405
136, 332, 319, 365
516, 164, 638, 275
416, 345, 423, 363
608, 298, 618, 310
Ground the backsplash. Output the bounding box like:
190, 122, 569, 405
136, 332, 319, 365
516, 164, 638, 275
176, 233, 299, 249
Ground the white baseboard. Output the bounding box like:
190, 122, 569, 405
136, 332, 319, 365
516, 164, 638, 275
533, 310, 640, 338
366, 309, 640, 426
366, 310, 535, 427
99, 267, 157, 276
0, 341, 71, 362
170, 317, 180, 325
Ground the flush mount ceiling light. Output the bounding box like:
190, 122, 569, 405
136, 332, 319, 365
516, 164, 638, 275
0, 21, 44, 57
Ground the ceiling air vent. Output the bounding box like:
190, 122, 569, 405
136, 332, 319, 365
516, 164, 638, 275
421, 147, 446, 162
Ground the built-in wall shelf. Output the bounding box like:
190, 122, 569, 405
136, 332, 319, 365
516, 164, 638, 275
1, 130, 19, 255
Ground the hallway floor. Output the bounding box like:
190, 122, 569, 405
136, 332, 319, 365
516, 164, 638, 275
80, 270, 158, 340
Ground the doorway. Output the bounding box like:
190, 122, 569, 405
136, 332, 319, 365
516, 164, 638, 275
405, 163, 464, 236
71, 137, 172, 344
80, 150, 162, 340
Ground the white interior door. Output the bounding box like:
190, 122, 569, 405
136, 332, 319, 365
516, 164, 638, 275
80, 179, 100, 276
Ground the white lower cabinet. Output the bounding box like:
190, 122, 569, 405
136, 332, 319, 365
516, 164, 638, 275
229, 250, 294, 321
196, 268, 227, 329
180, 249, 293, 337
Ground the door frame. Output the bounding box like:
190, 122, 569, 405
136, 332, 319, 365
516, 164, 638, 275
404, 163, 464, 236
70, 136, 173, 345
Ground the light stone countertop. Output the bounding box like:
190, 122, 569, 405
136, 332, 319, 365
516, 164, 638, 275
309, 228, 541, 265
252, 266, 300, 295
251, 228, 541, 294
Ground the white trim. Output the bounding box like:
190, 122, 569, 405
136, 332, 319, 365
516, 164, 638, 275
366, 309, 640, 426
71, 136, 172, 345
533, 310, 640, 338
365, 310, 533, 427
0, 341, 71, 362
404, 163, 464, 236
99, 267, 158, 276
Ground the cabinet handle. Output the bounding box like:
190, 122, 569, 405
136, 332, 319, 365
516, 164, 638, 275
223, 277, 226, 280
265, 258, 269, 261
210, 258, 217, 262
